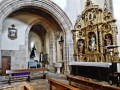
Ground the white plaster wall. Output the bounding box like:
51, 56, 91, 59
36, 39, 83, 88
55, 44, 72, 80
52, 0, 110, 26
113, 0, 120, 58
0, 0, 2, 3
29, 32, 42, 60
1, 13, 39, 50
66, 0, 82, 26
117, 63, 120, 72
51, 0, 82, 25
2, 18, 26, 50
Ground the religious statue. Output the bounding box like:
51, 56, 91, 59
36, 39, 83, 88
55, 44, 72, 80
42, 54, 49, 67
105, 34, 112, 46
30, 45, 36, 59
89, 34, 96, 51
78, 40, 84, 54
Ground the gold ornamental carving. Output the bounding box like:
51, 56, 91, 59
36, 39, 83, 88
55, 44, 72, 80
72, 0, 119, 62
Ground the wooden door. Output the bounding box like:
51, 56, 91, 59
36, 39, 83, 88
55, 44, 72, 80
2, 56, 11, 75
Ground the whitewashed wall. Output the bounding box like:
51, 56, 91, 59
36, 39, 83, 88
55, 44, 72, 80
29, 32, 42, 60
113, 0, 120, 57
1, 13, 39, 50
52, 0, 110, 25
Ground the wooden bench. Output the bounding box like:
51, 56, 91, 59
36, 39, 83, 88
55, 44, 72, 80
6, 68, 47, 84
48, 78, 79, 90
67, 74, 120, 90
67, 75, 95, 90
21, 82, 34, 90
114, 72, 120, 86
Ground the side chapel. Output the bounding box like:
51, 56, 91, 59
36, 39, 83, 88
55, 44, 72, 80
72, 0, 119, 62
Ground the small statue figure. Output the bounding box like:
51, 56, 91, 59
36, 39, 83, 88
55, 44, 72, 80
89, 34, 96, 51
105, 35, 111, 46
78, 40, 84, 53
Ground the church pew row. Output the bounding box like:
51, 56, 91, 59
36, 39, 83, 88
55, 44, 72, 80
48, 78, 79, 90
66, 75, 120, 90
22, 82, 34, 90
6, 68, 47, 85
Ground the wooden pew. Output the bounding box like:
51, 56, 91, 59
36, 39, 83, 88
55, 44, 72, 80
21, 82, 34, 90
48, 78, 80, 90
114, 72, 120, 86
67, 74, 120, 90
6, 68, 47, 84
67, 75, 95, 90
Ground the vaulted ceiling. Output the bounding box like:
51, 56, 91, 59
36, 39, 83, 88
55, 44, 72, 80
8, 6, 62, 39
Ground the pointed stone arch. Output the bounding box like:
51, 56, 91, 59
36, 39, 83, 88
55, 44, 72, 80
0, 0, 73, 73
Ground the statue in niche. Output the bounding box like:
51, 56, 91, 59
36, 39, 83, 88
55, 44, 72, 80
104, 34, 112, 46
88, 33, 96, 51
30, 45, 36, 59
89, 13, 93, 20
42, 54, 49, 67
77, 39, 84, 54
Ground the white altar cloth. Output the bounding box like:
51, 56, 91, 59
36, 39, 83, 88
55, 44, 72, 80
69, 62, 111, 68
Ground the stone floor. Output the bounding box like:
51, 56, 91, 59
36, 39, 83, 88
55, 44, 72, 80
0, 72, 68, 90
0, 72, 119, 90
28, 79, 49, 90
0, 79, 49, 90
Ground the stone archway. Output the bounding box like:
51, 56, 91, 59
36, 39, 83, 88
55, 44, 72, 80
0, 0, 73, 73
25, 18, 57, 72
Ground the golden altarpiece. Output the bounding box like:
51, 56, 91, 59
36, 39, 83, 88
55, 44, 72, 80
72, 0, 119, 62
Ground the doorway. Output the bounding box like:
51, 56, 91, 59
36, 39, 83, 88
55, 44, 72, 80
2, 56, 11, 75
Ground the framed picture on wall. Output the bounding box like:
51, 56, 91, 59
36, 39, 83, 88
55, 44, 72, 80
8, 24, 17, 40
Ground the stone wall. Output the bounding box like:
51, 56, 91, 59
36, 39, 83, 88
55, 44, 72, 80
1, 45, 28, 69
